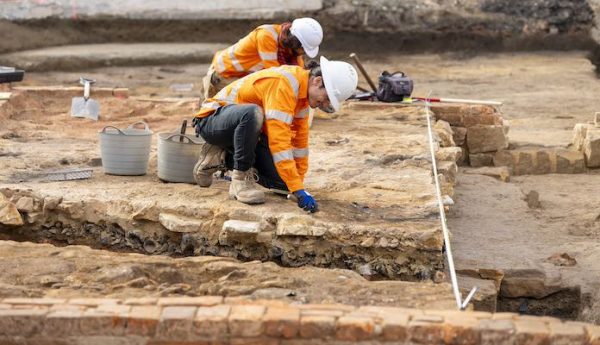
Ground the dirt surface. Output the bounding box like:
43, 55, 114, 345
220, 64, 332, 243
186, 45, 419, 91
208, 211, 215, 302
3, 49, 600, 321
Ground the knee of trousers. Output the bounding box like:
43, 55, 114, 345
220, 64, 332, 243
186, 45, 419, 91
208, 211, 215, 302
241, 104, 264, 133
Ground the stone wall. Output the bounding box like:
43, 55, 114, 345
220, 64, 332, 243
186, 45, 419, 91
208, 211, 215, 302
0, 296, 599, 344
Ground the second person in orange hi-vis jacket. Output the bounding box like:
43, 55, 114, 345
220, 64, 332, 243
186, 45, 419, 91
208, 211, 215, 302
192, 57, 358, 212
202, 18, 323, 100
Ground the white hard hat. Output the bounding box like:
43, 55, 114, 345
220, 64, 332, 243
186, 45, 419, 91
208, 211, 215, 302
290, 18, 323, 58
320, 56, 358, 112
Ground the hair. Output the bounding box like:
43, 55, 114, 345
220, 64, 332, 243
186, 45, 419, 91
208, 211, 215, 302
306, 60, 322, 77
281, 26, 303, 51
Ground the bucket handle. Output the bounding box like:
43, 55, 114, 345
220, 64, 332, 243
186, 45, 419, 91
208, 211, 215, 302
127, 121, 150, 132
100, 125, 125, 135
165, 133, 195, 144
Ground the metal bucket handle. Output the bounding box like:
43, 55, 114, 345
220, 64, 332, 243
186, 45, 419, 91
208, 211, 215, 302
165, 133, 195, 144
127, 121, 150, 132
100, 125, 125, 135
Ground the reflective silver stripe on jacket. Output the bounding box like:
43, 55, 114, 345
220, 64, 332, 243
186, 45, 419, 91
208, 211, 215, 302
229, 44, 244, 72
272, 149, 294, 163
265, 109, 293, 125
249, 62, 264, 72
272, 67, 299, 98
216, 52, 226, 73
202, 101, 221, 110
259, 51, 278, 61
293, 147, 309, 158
261, 25, 279, 41
295, 107, 309, 119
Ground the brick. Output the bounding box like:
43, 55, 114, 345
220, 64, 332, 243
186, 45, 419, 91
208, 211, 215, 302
230, 339, 279, 345
2, 298, 66, 305
299, 315, 336, 338
381, 313, 409, 341
157, 306, 197, 340
79, 306, 129, 336
157, 296, 223, 307
228, 305, 266, 337
127, 305, 161, 336
335, 315, 375, 341
479, 319, 515, 345
467, 125, 508, 154
469, 153, 494, 167
595, 112, 600, 127
43, 308, 85, 336
534, 150, 552, 174
297, 304, 355, 312
0, 308, 47, 336
301, 309, 346, 317
68, 298, 120, 306
452, 126, 468, 146
443, 315, 481, 345
194, 305, 230, 338
514, 319, 550, 345
548, 321, 586, 345
264, 306, 300, 338
408, 315, 445, 344
586, 324, 600, 345
583, 128, 600, 167
555, 149, 586, 173
124, 297, 158, 305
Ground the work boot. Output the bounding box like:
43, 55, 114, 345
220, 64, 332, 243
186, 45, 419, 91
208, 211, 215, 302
193, 143, 225, 187
229, 169, 266, 204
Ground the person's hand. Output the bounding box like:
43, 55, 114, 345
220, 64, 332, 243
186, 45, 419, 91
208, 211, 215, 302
293, 189, 319, 213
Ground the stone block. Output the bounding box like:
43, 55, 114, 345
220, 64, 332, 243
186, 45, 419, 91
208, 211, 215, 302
15, 196, 35, 213
595, 112, 600, 127
479, 319, 515, 345
469, 153, 494, 167
194, 305, 230, 338
500, 269, 564, 299
452, 126, 468, 146
572, 123, 591, 151
335, 315, 375, 341
219, 220, 261, 244
464, 167, 510, 182
0, 194, 23, 226
458, 275, 497, 312
493, 150, 513, 167
156, 306, 197, 340
264, 306, 300, 338
534, 150, 552, 174
586, 324, 600, 345
275, 213, 323, 237
436, 146, 463, 162
299, 315, 336, 338
127, 306, 161, 336
548, 321, 586, 345
467, 125, 508, 154
514, 319, 550, 344
514, 150, 535, 175
0, 308, 47, 336
228, 305, 266, 337
434, 120, 455, 147
555, 149, 586, 173
158, 213, 204, 233
583, 128, 600, 167
437, 161, 457, 184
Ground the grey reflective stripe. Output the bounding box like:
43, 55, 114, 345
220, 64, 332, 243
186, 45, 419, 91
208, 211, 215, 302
293, 148, 309, 158
261, 25, 278, 41
216, 53, 226, 73
229, 45, 244, 72
259, 51, 278, 61
202, 101, 221, 110
249, 61, 264, 72
273, 67, 299, 98
265, 109, 293, 124
295, 107, 309, 118
272, 149, 293, 163
225, 83, 240, 103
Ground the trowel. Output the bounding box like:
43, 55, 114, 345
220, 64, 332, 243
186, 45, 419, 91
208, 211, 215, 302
70, 77, 100, 121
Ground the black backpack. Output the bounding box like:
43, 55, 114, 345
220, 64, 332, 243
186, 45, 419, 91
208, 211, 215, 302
376, 71, 413, 102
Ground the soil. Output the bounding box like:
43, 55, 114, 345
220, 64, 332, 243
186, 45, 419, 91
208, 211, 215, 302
2, 48, 600, 321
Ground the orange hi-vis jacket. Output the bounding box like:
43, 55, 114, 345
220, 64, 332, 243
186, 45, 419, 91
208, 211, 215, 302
195, 66, 311, 192
212, 24, 304, 79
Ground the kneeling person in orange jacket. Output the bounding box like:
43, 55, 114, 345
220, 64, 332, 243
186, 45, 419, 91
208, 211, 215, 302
193, 57, 358, 212
203, 18, 323, 99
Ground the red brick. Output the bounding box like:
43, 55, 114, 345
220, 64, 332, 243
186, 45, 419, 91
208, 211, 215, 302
68, 298, 119, 306
264, 306, 300, 338
157, 306, 197, 340
193, 305, 230, 338
408, 315, 445, 344
299, 315, 335, 339
158, 296, 223, 307
335, 315, 375, 341
443, 315, 481, 345
514, 319, 550, 345
2, 298, 66, 305
228, 305, 266, 337
586, 324, 600, 345
297, 304, 355, 312
230, 339, 279, 345
124, 297, 158, 305
79, 306, 129, 336
548, 321, 586, 345
479, 319, 515, 345
381, 313, 409, 342
42, 308, 85, 336
127, 305, 161, 336
0, 308, 47, 336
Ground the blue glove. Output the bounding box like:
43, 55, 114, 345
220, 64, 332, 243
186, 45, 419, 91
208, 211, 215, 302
293, 189, 319, 213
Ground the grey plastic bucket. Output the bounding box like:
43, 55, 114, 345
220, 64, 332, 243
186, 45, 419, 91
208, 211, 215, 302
157, 132, 204, 183
99, 121, 153, 175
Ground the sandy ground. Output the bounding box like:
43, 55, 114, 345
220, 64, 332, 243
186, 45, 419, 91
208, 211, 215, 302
4, 49, 600, 320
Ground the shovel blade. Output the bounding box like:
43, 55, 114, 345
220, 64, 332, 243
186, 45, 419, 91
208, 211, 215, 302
70, 97, 100, 121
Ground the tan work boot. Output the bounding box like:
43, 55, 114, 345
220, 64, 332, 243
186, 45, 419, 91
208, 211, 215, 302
229, 169, 266, 204
193, 143, 225, 187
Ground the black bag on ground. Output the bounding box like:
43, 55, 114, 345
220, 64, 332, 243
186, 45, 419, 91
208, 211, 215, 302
376, 71, 413, 102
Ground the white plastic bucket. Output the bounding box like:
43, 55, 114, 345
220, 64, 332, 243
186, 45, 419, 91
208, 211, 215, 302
157, 133, 204, 183
99, 121, 153, 175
